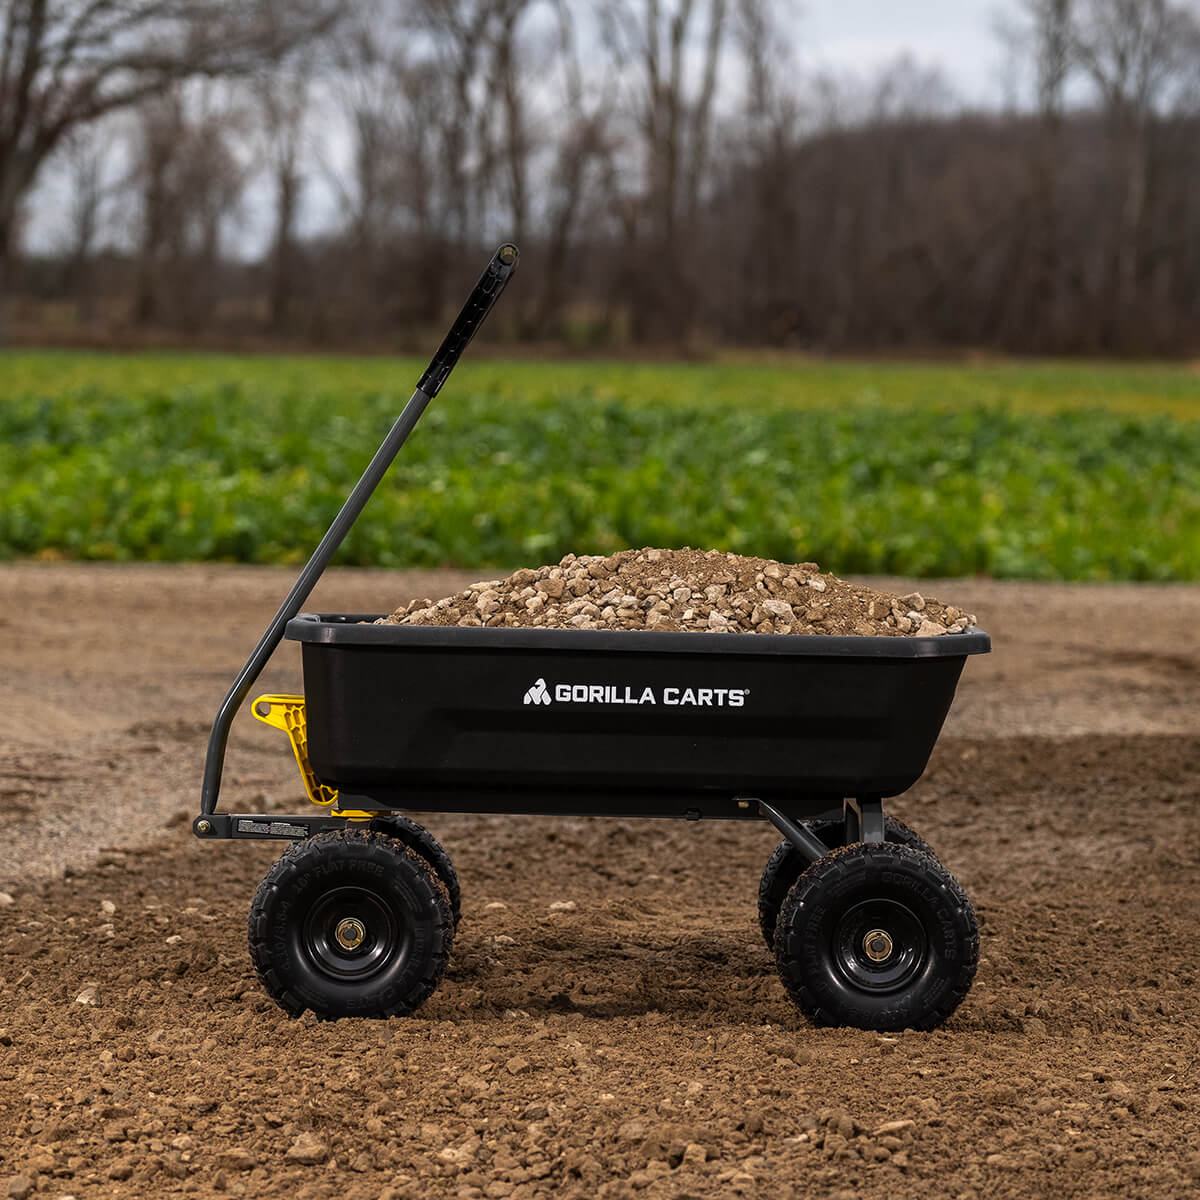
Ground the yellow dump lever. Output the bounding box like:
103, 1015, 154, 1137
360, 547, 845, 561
251, 694, 339, 808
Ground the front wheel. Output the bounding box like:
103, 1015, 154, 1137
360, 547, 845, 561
774, 842, 978, 1031
248, 828, 453, 1019
757, 816, 938, 950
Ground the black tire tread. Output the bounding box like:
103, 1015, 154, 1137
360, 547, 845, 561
369, 814, 462, 927
773, 841, 979, 1031
758, 838, 800, 951
248, 827, 453, 1020
880, 816, 937, 859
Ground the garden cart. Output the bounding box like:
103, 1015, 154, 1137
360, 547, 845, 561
195, 243, 991, 1031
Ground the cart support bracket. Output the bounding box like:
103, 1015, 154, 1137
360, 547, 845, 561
251, 694, 337, 808
844, 797, 885, 843
757, 800, 831, 866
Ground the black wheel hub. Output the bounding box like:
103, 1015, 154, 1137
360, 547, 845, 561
300, 886, 408, 982
833, 899, 927, 992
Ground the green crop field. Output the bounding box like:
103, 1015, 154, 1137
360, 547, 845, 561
2, 350, 1198, 579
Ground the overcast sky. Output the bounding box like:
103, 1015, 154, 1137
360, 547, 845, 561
25, 2, 1010, 258
802, 1, 1005, 103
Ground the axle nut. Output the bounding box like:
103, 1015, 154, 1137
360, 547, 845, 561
863, 929, 894, 963
335, 917, 367, 951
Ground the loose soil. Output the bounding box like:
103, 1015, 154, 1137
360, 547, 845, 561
382, 549, 975, 636
2, 564, 1199, 1200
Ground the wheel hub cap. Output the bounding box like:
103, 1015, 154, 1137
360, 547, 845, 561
863, 928, 894, 962
335, 917, 367, 951
834, 899, 927, 993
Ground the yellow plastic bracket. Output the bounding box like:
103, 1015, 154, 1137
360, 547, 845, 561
251, 694, 381, 821
251, 694, 339, 809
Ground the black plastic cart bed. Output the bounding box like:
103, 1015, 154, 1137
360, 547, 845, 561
195, 244, 992, 1031
289, 616, 987, 821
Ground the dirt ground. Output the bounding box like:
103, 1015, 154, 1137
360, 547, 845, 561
1, 563, 1199, 1200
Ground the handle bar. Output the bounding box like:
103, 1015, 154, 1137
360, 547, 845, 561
198, 244, 520, 820
419, 243, 518, 397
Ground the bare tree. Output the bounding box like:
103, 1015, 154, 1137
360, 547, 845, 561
530, 0, 615, 336
1027, 0, 1072, 347
994, 0, 1074, 347
131, 92, 185, 326
171, 101, 245, 328
408, 0, 504, 254
727, 0, 800, 341
0, 0, 339, 333
328, 12, 452, 330
129, 87, 244, 328
600, 0, 730, 341
1070, 0, 1200, 339
480, 0, 533, 250
327, 0, 540, 333
59, 124, 109, 320
256, 58, 312, 330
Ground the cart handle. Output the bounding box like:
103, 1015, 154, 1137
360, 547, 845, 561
198, 244, 520, 820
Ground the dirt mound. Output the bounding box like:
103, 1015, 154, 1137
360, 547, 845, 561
381, 548, 977, 636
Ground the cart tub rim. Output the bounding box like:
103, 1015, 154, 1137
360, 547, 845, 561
286, 613, 991, 660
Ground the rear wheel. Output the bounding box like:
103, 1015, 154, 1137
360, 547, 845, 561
757, 816, 937, 950
774, 842, 978, 1030
248, 828, 453, 1019
369, 814, 461, 928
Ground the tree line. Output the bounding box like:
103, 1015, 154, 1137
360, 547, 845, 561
6, 0, 1200, 354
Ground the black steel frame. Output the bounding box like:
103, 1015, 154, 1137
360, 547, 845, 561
196, 244, 520, 823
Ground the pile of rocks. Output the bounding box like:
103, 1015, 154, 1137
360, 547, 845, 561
380, 547, 976, 637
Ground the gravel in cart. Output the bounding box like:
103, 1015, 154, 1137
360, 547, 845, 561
380, 548, 977, 637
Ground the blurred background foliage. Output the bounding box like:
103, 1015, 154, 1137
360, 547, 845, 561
3, 352, 1197, 580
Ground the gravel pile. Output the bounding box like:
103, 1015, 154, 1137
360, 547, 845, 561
380, 548, 977, 636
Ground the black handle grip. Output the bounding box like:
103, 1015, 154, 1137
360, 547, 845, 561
417, 243, 519, 398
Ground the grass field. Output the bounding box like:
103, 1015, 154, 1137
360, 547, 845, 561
2, 350, 1198, 579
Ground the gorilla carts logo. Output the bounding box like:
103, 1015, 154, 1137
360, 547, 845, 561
521, 678, 748, 708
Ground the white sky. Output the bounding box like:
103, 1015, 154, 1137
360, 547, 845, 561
25, 2, 1010, 259
801, 1, 1006, 104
